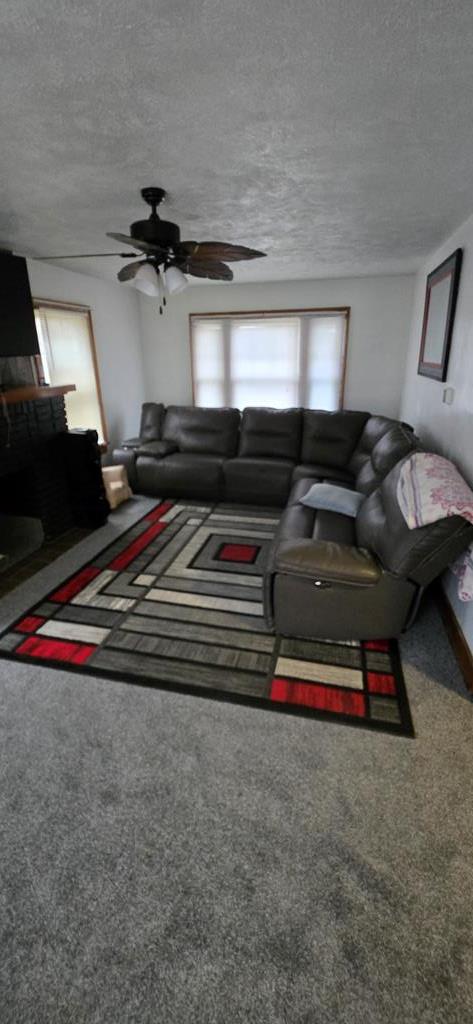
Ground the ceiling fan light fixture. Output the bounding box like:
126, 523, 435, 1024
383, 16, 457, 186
133, 263, 160, 297
164, 265, 188, 294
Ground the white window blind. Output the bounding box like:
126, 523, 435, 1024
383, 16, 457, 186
190, 311, 348, 410
34, 304, 107, 443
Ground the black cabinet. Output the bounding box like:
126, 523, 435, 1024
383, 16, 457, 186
63, 429, 110, 528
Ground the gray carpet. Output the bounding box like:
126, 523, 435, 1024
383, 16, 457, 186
0, 499, 472, 1024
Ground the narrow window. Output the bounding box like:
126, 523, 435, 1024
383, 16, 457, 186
34, 301, 107, 444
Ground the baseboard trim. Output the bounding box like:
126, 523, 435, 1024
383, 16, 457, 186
435, 584, 473, 693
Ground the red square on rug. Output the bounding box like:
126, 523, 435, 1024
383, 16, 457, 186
271, 678, 366, 717
367, 671, 397, 695
14, 615, 46, 634
16, 636, 96, 665
49, 566, 101, 603
218, 543, 259, 563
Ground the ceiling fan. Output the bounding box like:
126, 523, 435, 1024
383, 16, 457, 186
35, 187, 266, 313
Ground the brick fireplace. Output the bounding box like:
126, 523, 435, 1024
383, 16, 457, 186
0, 385, 78, 538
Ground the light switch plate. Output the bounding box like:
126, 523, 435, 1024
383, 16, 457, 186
443, 387, 455, 405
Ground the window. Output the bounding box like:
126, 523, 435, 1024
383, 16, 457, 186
34, 301, 107, 444
190, 309, 349, 410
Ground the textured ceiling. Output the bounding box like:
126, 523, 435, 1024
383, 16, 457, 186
1, 0, 473, 284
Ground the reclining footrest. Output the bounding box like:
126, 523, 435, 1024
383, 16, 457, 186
274, 538, 381, 587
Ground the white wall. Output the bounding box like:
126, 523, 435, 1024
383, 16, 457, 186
139, 275, 415, 418
27, 260, 145, 449
401, 212, 473, 651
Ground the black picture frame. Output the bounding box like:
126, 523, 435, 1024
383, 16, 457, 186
417, 248, 462, 381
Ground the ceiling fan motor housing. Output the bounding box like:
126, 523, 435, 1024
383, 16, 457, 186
130, 217, 181, 249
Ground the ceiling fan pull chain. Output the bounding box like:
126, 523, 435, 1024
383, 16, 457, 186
157, 267, 165, 314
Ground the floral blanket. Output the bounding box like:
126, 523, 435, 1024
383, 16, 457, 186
397, 452, 473, 601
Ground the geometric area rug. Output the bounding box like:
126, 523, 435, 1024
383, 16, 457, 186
0, 500, 414, 737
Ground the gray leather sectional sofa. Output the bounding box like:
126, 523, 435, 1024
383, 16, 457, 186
114, 403, 416, 504
113, 404, 473, 639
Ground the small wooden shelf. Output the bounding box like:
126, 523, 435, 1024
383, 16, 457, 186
0, 385, 76, 406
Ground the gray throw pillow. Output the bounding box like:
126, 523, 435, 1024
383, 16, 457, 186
299, 482, 364, 517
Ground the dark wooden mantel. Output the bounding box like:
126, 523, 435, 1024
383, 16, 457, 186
0, 384, 76, 406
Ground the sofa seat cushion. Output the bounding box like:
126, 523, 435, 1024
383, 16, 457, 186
238, 407, 302, 459
292, 463, 354, 485
163, 405, 240, 456
223, 457, 294, 506
135, 452, 224, 499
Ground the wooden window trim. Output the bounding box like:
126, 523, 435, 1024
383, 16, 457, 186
189, 307, 350, 409
33, 298, 109, 445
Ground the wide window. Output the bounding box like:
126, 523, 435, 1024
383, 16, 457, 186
34, 300, 107, 444
190, 309, 349, 410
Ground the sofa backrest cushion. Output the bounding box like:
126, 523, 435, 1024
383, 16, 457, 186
238, 408, 302, 460
140, 402, 165, 441
355, 458, 473, 585
300, 410, 370, 469
355, 424, 419, 495
163, 405, 240, 456
348, 415, 398, 477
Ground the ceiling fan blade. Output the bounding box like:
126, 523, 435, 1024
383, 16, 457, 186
183, 260, 233, 281
117, 259, 147, 282
179, 241, 266, 262
106, 232, 164, 256
33, 251, 140, 260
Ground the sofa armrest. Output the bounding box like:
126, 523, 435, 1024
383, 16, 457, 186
274, 539, 381, 586
135, 440, 178, 459
120, 437, 143, 450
